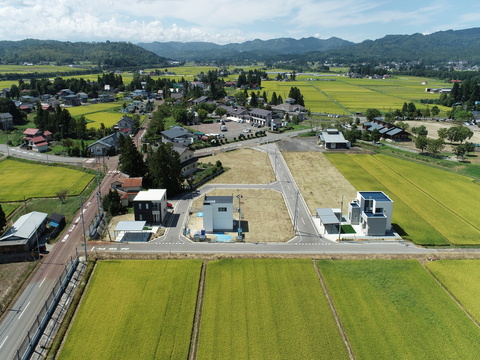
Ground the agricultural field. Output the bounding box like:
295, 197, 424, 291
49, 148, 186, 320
188, 189, 294, 243
208, 148, 274, 184
58, 260, 202, 360
426, 260, 480, 323
0, 64, 79, 74
326, 153, 480, 245
197, 259, 348, 359
0, 159, 94, 202
282, 152, 356, 214
318, 260, 480, 359
1, 203, 20, 217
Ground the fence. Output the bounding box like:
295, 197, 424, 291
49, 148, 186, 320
15, 256, 79, 360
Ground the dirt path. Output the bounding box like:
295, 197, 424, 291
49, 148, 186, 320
313, 260, 355, 360
188, 259, 207, 360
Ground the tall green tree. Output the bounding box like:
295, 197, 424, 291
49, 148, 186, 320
118, 135, 146, 177
365, 108, 381, 121
415, 135, 428, 153
102, 189, 125, 216
0, 204, 6, 233
146, 142, 183, 195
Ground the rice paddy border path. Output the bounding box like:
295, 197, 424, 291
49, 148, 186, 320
188, 259, 207, 360
421, 261, 480, 329
313, 260, 355, 360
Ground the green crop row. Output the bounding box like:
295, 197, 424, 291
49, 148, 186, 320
318, 260, 480, 359
197, 259, 348, 359
58, 260, 202, 360
326, 154, 449, 245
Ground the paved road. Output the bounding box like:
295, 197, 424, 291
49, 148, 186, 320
0, 157, 120, 360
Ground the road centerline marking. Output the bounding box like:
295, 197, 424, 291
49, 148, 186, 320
18, 301, 30, 319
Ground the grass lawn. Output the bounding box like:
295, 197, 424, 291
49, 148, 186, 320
198, 259, 349, 359
1, 203, 20, 217
189, 189, 294, 242
58, 260, 202, 360
318, 260, 480, 359
282, 152, 357, 214
0, 159, 95, 202
426, 260, 480, 323
207, 148, 274, 184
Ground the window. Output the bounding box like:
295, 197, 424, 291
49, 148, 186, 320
218, 207, 227, 212
146, 203, 149, 210
138, 203, 142, 210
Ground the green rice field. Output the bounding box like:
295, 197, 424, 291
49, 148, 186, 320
197, 259, 348, 359
325, 153, 480, 245
426, 260, 480, 323
58, 260, 202, 360
318, 260, 480, 359
0, 159, 94, 202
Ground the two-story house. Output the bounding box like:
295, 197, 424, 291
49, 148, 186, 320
173, 144, 198, 177
348, 191, 393, 236
133, 189, 168, 224
0, 112, 13, 130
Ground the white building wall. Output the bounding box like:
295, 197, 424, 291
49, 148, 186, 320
203, 200, 233, 232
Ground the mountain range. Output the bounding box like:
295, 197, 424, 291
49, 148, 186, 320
138, 27, 480, 65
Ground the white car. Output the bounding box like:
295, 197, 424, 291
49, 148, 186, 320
243, 128, 251, 133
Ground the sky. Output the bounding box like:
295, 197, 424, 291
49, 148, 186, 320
0, 0, 479, 44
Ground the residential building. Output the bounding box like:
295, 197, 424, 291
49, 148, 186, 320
87, 131, 126, 156
249, 109, 273, 126
133, 189, 168, 224
111, 175, 143, 206
203, 195, 234, 233
271, 98, 307, 121
114, 116, 135, 135
0, 112, 13, 130
173, 144, 198, 177
161, 126, 196, 146
348, 191, 393, 236
363, 118, 411, 141
318, 129, 351, 149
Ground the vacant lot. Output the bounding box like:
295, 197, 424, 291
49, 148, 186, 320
0, 262, 36, 314
198, 259, 348, 359
0, 159, 94, 202
282, 152, 357, 214
206, 148, 274, 184
427, 260, 480, 323
189, 189, 294, 242
58, 260, 201, 360
326, 153, 480, 245
319, 260, 480, 359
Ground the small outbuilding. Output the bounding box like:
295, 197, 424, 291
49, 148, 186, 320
316, 208, 341, 234
203, 195, 234, 233
0, 211, 48, 253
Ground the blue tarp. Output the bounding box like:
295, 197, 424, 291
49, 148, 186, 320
49, 221, 59, 228
196, 212, 204, 217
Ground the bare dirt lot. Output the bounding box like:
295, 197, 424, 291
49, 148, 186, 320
0, 262, 36, 313
203, 148, 274, 184
282, 152, 357, 214
188, 189, 294, 243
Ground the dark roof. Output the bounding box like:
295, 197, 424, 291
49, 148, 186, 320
161, 126, 190, 140
359, 191, 392, 202
49, 213, 65, 223
204, 195, 233, 204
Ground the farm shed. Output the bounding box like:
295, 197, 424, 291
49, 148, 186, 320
203, 196, 234, 233
316, 208, 341, 234
0, 211, 48, 254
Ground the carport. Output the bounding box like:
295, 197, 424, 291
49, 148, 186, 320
113, 221, 150, 242
316, 208, 341, 235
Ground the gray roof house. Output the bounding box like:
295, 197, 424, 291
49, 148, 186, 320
173, 144, 198, 177
348, 191, 393, 236
161, 126, 196, 145
114, 116, 135, 135
87, 131, 127, 156
0, 112, 13, 130
318, 129, 351, 149
249, 108, 273, 126
0, 211, 48, 253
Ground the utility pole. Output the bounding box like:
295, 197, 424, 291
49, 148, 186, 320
79, 198, 88, 261
236, 194, 243, 240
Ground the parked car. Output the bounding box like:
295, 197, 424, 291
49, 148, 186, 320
220, 125, 228, 131
243, 128, 251, 133
167, 202, 173, 209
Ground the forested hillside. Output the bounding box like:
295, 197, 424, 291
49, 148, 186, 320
0, 39, 168, 68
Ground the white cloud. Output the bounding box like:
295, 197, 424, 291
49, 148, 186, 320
0, 0, 475, 44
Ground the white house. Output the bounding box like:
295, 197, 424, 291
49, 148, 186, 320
318, 129, 351, 149
133, 189, 168, 224
203, 195, 234, 233
173, 144, 198, 177
348, 191, 393, 236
